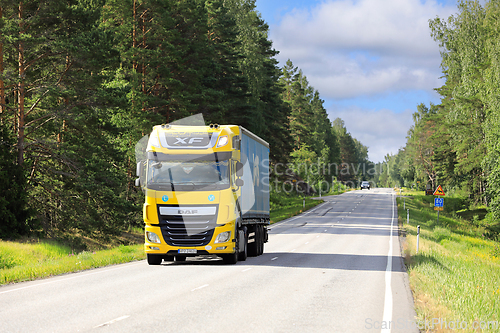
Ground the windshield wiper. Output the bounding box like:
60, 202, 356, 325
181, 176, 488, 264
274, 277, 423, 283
148, 183, 174, 191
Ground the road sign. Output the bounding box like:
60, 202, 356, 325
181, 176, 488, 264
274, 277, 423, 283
434, 198, 444, 211
433, 185, 445, 196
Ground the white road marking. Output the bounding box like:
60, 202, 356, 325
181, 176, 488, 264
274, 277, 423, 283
242, 268, 252, 272
191, 284, 209, 292
94, 315, 129, 328
271, 257, 278, 261
381, 192, 394, 333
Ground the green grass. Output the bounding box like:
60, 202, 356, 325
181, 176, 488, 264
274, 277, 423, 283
398, 192, 500, 332
0, 240, 145, 285
270, 196, 322, 224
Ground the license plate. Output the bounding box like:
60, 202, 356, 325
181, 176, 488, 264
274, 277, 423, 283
178, 249, 197, 254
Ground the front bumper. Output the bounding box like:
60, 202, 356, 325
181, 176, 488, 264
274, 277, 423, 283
144, 223, 236, 255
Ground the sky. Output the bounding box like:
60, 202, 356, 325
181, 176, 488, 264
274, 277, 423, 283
254, 0, 462, 163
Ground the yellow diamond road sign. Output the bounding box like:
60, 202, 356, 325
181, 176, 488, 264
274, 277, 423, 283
433, 185, 445, 196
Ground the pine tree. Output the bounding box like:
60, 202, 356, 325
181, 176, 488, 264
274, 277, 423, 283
0, 121, 30, 238
332, 118, 358, 183
202, 0, 252, 125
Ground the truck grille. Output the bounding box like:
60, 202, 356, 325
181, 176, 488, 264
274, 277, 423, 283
157, 205, 218, 247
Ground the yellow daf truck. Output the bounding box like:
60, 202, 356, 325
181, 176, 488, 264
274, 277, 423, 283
135, 124, 269, 265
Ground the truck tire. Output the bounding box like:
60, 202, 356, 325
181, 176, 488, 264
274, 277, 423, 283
257, 225, 265, 256
238, 228, 248, 261
147, 254, 162, 265
222, 253, 238, 264
248, 226, 259, 257
250, 225, 264, 256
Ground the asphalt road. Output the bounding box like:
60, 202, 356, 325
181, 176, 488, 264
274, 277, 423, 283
0, 188, 417, 333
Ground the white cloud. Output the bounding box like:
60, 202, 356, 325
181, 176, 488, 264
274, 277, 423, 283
328, 106, 414, 163
270, 0, 456, 99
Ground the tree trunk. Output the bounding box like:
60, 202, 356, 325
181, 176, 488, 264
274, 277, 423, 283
132, 0, 137, 72
0, 6, 5, 122
17, 2, 26, 166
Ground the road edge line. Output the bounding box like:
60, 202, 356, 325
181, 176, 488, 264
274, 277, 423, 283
381, 191, 394, 332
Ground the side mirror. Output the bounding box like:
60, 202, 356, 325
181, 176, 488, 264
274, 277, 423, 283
135, 178, 141, 187
236, 162, 243, 177
235, 178, 244, 187
136, 161, 143, 177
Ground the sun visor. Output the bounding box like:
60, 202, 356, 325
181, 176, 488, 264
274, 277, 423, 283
147, 151, 232, 162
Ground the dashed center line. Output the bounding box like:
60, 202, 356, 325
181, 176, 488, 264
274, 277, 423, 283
94, 315, 129, 328
191, 284, 209, 292
271, 257, 278, 261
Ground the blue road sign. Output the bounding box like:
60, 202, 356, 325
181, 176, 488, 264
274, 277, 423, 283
434, 198, 444, 207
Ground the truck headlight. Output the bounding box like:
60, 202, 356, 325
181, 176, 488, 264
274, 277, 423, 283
217, 136, 228, 148
146, 231, 161, 244
215, 231, 231, 243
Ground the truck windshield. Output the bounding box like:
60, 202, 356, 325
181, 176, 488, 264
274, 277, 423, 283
147, 160, 230, 191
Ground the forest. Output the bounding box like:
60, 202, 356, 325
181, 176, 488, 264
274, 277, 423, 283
0, 0, 371, 240
378, 0, 500, 240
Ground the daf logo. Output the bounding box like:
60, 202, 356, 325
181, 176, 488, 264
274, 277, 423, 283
178, 209, 198, 214
174, 137, 204, 145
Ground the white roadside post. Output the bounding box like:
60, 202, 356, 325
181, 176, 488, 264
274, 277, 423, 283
407, 209, 409, 224
416, 225, 420, 253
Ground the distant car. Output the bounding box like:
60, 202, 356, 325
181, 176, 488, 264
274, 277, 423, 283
360, 181, 370, 190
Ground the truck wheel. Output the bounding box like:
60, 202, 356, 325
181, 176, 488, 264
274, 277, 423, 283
222, 253, 238, 264
238, 229, 248, 261
248, 226, 258, 257
257, 225, 265, 256
147, 254, 162, 265
251, 225, 263, 256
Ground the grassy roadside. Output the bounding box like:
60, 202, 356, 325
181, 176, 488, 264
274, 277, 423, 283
270, 196, 322, 224
0, 240, 145, 286
397, 190, 500, 332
